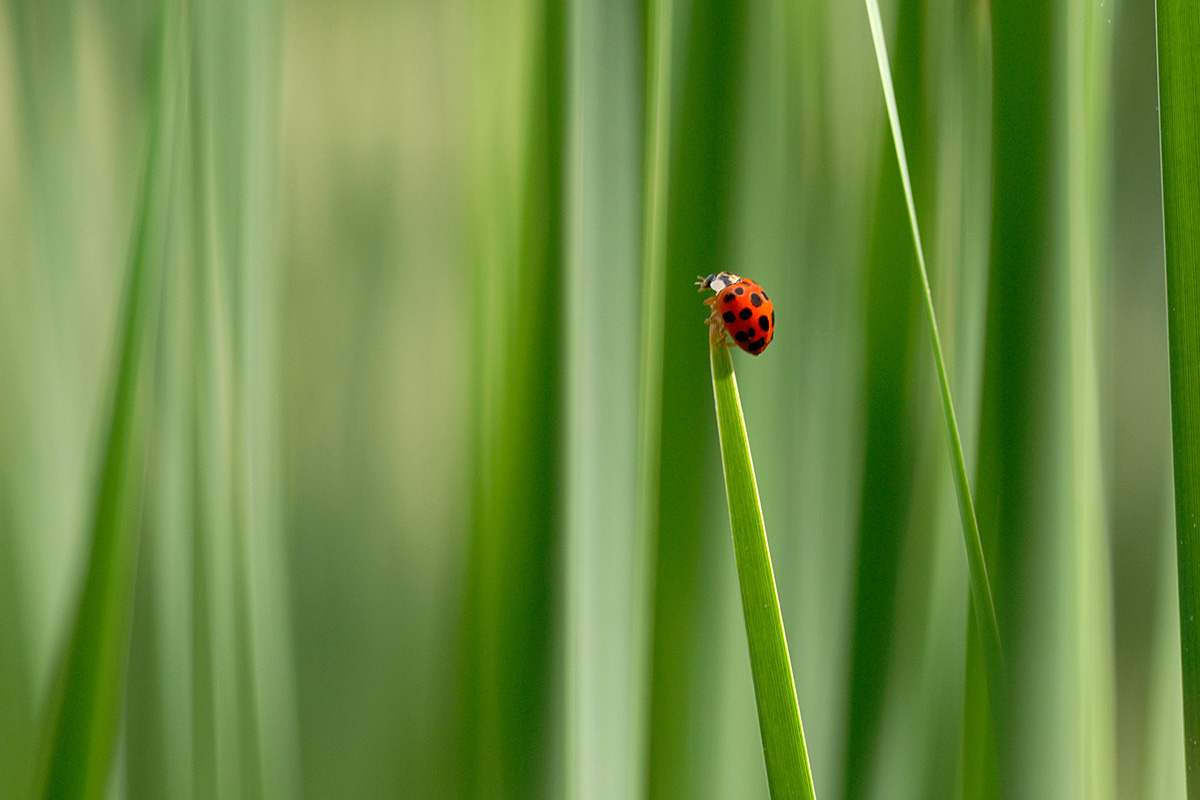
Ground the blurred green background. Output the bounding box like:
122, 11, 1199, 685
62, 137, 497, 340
0, 0, 1180, 798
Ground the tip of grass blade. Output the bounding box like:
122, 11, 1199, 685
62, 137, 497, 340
708, 336, 816, 800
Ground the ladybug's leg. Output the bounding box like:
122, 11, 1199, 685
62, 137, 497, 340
701, 293, 733, 347
702, 294, 720, 324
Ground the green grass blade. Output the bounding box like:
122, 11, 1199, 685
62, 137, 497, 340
645, 0, 749, 794
229, 4, 301, 798
861, 0, 1004, 708
1143, 491, 1187, 799
562, 0, 645, 794
33, 2, 180, 797
631, 0, 673, 784
1155, 0, 1200, 790
708, 339, 815, 800
1062, 0, 1117, 790
463, 0, 566, 792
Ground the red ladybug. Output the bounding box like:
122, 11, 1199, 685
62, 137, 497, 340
696, 272, 775, 355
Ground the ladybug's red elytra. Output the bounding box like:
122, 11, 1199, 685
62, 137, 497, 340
696, 271, 775, 355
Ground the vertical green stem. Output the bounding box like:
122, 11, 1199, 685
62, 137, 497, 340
1155, 0, 1200, 791
709, 339, 815, 800
34, 2, 181, 797
861, 0, 1004, 716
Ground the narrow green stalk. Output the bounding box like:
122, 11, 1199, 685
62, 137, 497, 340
34, 2, 181, 797
1062, 0, 1117, 790
464, 0, 566, 793
630, 0, 673, 785
861, 0, 1004, 708
562, 0, 645, 795
1155, 0, 1200, 791
709, 339, 815, 800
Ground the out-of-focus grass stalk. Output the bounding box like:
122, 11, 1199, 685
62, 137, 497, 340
1142, 489, 1186, 799
464, 0, 566, 793
861, 0, 1003, 723
869, 0, 994, 792
229, 3, 300, 798
644, 1, 748, 795
34, 1, 181, 797
631, 0, 672, 785
562, 0, 644, 795
978, 0, 1053, 788
709, 338, 815, 800
188, 6, 245, 796
840, 0, 924, 790
1155, 0, 1200, 788
958, 3, 997, 796
192, 1, 298, 797
1061, 0, 1116, 790
776, 0, 878, 789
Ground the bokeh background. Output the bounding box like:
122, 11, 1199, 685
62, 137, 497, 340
0, 0, 1181, 798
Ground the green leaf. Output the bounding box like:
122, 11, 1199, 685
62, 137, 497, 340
1155, 0, 1200, 791
33, 2, 181, 797
708, 338, 815, 800
462, 0, 567, 793
562, 0, 648, 794
861, 0, 1004, 717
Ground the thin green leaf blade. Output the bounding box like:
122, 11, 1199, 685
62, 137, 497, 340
1155, 0, 1200, 790
861, 0, 1004, 712
33, 2, 180, 797
709, 339, 815, 800
462, 0, 567, 792
562, 0, 646, 794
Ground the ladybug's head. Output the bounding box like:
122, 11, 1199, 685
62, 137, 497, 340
695, 272, 742, 292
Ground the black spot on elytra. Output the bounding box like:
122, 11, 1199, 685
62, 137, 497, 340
759, 315, 770, 331
739, 308, 752, 320
722, 311, 735, 323
747, 338, 766, 353
751, 293, 762, 307
762, 290, 769, 301
735, 286, 744, 295
734, 330, 748, 342
724, 293, 735, 304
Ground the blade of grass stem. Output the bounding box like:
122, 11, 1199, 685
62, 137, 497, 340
631, 0, 673, 787
34, 2, 181, 797
708, 339, 815, 800
957, 3, 997, 796
976, 0, 1053, 789
841, 52, 922, 800
231, 3, 301, 797
562, 0, 644, 794
720, 0, 790, 791
1155, 0, 1200, 789
463, 0, 566, 792
1062, 0, 1117, 790
645, 0, 748, 793
861, 0, 1003, 711
1142, 490, 1186, 799
898, 0, 993, 794
777, 0, 880, 790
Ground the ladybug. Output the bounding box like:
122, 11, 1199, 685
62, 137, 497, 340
696, 271, 775, 355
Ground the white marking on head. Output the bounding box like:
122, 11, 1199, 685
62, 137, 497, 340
704, 272, 742, 292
